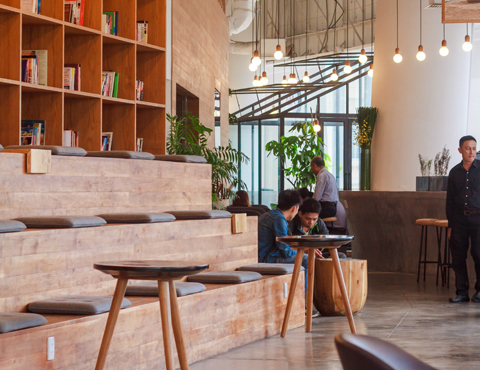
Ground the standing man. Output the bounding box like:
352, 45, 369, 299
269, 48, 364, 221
310, 156, 339, 219
447, 135, 480, 303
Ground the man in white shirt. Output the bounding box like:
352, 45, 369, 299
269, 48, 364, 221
310, 156, 339, 219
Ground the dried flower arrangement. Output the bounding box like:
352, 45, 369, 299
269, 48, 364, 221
418, 154, 432, 176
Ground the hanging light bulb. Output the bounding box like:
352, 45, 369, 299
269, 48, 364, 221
260, 71, 268, 85
313, 119, 321, 132
331, 69, 339, 81
274, 45, 283, 60
416, 45, 426, 61
303, 71, 310, 83
367, 64, 373, 78
439, 40, 449, 56
249, 58, 257, 71
252, 75, 259, 86
393, 48, 403, 63
288, 73, 297, 84
359, 49, 367, 63
344, 60, 352, 74
252, 50, 261, 66
282, 75, 288, 85
463, 35, 472, 52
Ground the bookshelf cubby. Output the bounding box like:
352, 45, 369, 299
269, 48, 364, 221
0, 0, 166, 153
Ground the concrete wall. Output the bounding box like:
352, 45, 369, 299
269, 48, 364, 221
371, 0, 472, 191
171, 0, 230, 147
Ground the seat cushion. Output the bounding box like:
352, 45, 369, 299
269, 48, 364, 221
28, 296, 131, 315
236, 263, 305, 275
167, 210, 232, 220
15, 216, 106, 229
97, 213, 176, 224
126, 281, 206, 297
0, 313, 47, 333
86, 151, 155, 160
187, 271, 262, 284
4, 145, 87, 156
0, 220, 26, 233
154, 155, 207, 163
226, 207, 262, 217
415, 218, 438, 226
0, 144, 3, 151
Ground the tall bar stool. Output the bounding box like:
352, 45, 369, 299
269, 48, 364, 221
322, 217, 338, 230
415, 218, 442, 284
93, 260, 209, 370
434, 219, 452, 288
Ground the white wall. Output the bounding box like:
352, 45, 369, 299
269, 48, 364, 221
371, 0, 472, 191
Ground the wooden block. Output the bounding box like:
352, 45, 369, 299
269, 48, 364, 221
1, 149, 51, 174
231, 213, 247, 234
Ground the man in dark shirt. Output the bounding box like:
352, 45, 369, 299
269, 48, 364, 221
446, 135, 480, 303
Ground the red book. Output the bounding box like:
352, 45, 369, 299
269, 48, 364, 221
79, 0, 85, 26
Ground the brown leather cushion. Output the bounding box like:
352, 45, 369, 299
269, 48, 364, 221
415, 218, 438, 226
434, 219, 448, 228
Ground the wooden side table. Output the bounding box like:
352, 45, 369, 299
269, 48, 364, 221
93, 260, 209, 370
276, 235, 356, 337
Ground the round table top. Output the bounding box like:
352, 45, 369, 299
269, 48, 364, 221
94, 260, 210, 280
276, 235, 354, 248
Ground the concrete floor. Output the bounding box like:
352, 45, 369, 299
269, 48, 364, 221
190, 272, 480, 370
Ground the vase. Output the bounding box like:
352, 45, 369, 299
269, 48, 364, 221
360, 147, 371, 190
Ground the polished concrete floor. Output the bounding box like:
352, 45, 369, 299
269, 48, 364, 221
191, 272, 480, 370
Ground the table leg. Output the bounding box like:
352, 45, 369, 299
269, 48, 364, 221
306, 249, 316, 333
158, 281, 174, 370
330, 249, 357, 334
169, 281, 189, 370
95, 278, 128, 370
281, 248, 305, 338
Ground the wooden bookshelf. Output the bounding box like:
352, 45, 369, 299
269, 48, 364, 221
0, 0, 167, 153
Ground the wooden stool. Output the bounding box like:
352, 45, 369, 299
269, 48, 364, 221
415, 218, 441, 284
314, 258, 367, 316
434, 219, 451, 288
93, 260, 209, 370
322, 216, 338, 229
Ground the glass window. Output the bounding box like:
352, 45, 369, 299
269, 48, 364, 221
261, 120, 280, 207
283, 118, 305, 189
320, 86, 346, 114
240, 123, 259, 204
324, 121, 345, 190
214, 89, 221, 147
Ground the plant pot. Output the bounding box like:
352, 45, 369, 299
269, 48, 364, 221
360, 147, 371, 190
428, 176, 448, 191
416, 177, 429, 191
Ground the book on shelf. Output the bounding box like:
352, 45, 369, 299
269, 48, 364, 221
64, 0, 85, 26
21, 0, 41, 14
101, 71, 119, 98
136, 21, 148, 43
22, 50, 47, 86
101, 132, 113, 151
64, 64, 81, 91
136, 138, 143, 152
102, 11, 118, 35
63, 130, 79, 147
21, 120, 46, 146
136, 80, 144, 101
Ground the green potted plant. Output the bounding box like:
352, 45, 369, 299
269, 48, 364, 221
166, 112, 249, 208
353, 107, 378, 190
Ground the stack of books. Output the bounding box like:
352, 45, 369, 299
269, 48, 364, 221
21, 120, 45, 146
21, 0, 41, 14
22, 50, 47, 86
64, 64, 81, 91
136, 21, 148, 42
102, 71, 119, 97
64, 0, 84, 26
102, 11, 118, 35
136, 138, 144, 152
101, 132, 113, 151
136, 80, 144, 101
63, 130, 79, 147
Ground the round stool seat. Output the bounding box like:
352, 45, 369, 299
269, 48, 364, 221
322, 217, 338, 223
434, 220, 448, 228
415, 218, 438, 226
94, 260, 209, 280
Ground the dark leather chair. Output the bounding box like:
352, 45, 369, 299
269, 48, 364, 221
335, 334, 437, 370
251, 204, 270, 213
226, 206, 262, 217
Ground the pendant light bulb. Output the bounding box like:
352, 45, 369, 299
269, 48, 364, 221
260, 71, 268, 85
249, 58, 257, 71
416, 45, 426, 61
331, 69, 339, 81
463, 35, 473, 52
367, 64, 373, 78
274, 45, 283, 60
303, 71, 310, 83
252, 75, 259, 86
313, 119, 321, 133
288, 73, 297, 84
393, 48, 403, 63
282, 75, 288, 85
344, 60, 352, 74
439, 40, 449, 56
252, 50, 261, 66
359, 49, 368, 63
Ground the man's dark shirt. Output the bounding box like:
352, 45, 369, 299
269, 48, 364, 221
446, 159, 480, 226
290, 215, 329, 236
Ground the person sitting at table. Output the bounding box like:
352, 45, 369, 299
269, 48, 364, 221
232, 190, 251, 207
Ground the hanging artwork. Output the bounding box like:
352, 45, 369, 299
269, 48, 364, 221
443, 0, 480, 23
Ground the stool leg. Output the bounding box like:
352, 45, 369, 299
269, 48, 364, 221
417, 225, 425, 283
95, 278, 128, 370
331, 249, 357, 334
281, 248, 305, 338
424, 226, 428, 281
306, 249, 316, 333
436, 227, 442, 286
158, 281, 174, 370
446, 233, 451, 288
169, 281, 189, 370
